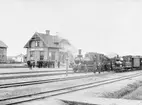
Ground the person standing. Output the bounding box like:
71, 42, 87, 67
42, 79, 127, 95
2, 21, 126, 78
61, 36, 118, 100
85, 63, 88, 73
27, 60, 31, 69
97, 62, 101, 74
30, 60, 34, 70
93, 62, 97, 73
27, 60, 33, 70
58, 61, 60, 68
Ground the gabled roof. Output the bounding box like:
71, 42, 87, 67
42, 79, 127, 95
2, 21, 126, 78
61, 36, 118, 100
0, 40, 8, 48
37, 32, 60, 48
24, 32, 61, 48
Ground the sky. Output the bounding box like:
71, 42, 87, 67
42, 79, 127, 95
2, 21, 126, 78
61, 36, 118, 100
1, 0, 142, 56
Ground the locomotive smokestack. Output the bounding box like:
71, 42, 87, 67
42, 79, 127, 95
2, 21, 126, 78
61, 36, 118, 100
79, 49, 82, 55
77, 49, 83, 58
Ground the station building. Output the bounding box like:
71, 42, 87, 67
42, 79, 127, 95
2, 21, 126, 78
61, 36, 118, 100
0, 40, 8, 63
24, 30, 61, 63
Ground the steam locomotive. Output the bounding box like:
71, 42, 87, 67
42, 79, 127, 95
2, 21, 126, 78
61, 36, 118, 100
72, 52, 111, 73
112, 55, 142, 72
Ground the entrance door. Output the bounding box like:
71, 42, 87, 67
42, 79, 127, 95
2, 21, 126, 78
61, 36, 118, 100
51, 51, 55, 60
40, 51, 44, 60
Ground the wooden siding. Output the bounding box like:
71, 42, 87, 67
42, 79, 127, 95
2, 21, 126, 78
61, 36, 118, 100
0, 48, 7, 62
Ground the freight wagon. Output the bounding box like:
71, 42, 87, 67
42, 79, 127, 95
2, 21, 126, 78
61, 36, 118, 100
131, 56, 141, 70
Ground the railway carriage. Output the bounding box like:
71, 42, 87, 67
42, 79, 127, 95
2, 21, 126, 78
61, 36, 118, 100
131, 56, 141, 70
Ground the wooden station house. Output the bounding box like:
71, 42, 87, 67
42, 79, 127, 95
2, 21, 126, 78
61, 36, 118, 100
24, 30, 61, 65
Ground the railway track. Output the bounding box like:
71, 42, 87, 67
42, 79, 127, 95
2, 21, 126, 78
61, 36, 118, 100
1, 71, 142, 105
0, 69, 73, 75
0, 73, 96, 88
0, 71, 79, 80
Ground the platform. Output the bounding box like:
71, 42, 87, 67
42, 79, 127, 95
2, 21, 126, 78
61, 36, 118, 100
0, 67, 72, 73
58, 95, 142, 105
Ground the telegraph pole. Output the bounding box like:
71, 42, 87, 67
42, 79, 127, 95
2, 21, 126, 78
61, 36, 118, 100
66, 57, 69, 76
66, 52, 69, 76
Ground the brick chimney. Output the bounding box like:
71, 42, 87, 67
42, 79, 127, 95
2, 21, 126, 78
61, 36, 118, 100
46, 30, 50, 35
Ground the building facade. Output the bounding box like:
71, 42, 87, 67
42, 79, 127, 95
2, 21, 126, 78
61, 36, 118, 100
24, 30, 60, 63
0, 40, 8, 63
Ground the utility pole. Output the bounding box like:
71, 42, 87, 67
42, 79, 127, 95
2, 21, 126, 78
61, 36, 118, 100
66, 57, 69, 76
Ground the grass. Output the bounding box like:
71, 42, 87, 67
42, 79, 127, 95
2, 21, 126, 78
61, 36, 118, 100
123, 83, 142, 100
61, 81, 142, 105
102, 81, 142, 99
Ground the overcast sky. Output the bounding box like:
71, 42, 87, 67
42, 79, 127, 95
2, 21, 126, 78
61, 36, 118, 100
1, 0, 142, 56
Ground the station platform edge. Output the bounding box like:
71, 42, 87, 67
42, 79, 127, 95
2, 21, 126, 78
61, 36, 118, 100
58, 95, 142, 105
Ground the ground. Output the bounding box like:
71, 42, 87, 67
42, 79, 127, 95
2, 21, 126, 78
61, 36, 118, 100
1, 68, 142, 105
123, 85, 142, 100
21, 71, 142, 105
21, 98, 68, 105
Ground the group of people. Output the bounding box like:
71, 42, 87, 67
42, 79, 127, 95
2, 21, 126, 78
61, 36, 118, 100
27, 60, 60, 70
27, 60, 35, 69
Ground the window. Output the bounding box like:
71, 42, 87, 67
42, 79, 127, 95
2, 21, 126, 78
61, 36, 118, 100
31, 41, 35, 48
48, 51, 55, 60
40, 51, 44, 60
30, 51, 34, 57
40, 41, 43, 47
0, 49, 4, 54
36, 41, 40, 47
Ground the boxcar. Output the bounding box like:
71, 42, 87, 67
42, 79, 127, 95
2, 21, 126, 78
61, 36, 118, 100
131, 56, 141, 70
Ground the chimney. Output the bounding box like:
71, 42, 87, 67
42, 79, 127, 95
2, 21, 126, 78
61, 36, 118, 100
46, 30, 50, 35
79, 49, 82, 55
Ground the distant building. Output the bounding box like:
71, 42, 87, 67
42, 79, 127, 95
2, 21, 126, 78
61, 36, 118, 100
7, 56, 15, 63
12, 54, 25, 63
24, 30, 60, 63
0, 40, 8, 63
